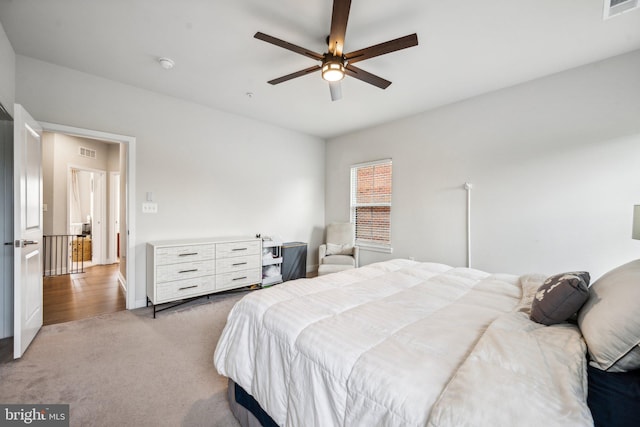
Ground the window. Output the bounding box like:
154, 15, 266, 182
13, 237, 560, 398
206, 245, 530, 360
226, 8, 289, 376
350, 159, 392, 252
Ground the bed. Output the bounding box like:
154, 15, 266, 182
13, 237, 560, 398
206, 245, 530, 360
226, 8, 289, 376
214, 258, 640, 427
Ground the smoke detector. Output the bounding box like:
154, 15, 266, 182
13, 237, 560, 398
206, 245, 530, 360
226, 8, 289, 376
158, 57, 175, 70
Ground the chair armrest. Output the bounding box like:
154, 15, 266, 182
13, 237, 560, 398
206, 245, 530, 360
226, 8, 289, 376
353, 246, 359, 268
319, 244, 327, 264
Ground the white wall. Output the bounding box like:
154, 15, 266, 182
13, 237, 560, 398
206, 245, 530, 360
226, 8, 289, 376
16, 55, 326, 307
326, 49, 640, 280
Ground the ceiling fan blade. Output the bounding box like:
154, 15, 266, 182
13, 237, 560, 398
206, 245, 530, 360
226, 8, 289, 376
345, 33, 418, 65
329, 81, 343, 101
345, 64, 391, 89
254, 32, 324, 61
267, 65, 322, 85
328, 0, 352, 56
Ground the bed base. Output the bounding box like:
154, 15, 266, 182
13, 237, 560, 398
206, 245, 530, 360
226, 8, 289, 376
227, 379, 278, 427
587, 364, 640, 427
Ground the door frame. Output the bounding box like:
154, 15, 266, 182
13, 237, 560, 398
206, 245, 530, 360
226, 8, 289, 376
0, 104, 13, 339
40, 122, 137, 310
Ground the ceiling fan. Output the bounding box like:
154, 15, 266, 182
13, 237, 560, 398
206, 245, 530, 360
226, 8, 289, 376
254, 0, 419, 101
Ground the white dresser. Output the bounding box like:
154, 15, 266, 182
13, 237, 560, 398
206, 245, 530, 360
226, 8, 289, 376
146, 236, 261, 317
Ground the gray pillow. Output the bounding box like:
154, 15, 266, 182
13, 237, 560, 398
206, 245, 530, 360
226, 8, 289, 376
578, 259, 640, 372
530, 271, 590, 326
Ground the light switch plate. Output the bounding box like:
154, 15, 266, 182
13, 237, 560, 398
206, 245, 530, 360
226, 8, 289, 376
142, 202, 158, 214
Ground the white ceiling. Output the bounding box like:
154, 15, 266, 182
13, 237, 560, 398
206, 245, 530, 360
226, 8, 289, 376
1, 0, 640, 139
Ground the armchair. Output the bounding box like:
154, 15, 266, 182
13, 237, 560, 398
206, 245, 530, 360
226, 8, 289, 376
317, 223, 359, 276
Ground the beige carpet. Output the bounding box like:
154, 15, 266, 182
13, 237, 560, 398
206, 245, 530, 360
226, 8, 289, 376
0, 291, 248, 427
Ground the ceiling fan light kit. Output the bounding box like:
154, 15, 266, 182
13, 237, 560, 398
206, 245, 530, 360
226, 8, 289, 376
322, 57, 345, 82
254, 0, 418, 101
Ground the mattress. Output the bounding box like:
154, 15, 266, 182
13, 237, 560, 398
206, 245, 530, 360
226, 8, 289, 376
214, 259, 593, 426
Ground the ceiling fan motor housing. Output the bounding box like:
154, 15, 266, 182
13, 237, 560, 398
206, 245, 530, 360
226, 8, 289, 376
322, 54, 346, 82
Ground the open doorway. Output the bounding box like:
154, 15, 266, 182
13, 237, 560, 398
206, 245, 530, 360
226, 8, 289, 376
42, 131, 125, 324
68, 168, 100, 267
0, 115, 136, 347
40, 122, 137, 313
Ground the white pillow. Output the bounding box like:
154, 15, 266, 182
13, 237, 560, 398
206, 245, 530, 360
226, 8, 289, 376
325, 243, 354, 256
577, 259, 640, 372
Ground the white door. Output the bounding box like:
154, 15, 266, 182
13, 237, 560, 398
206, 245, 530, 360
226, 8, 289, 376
13, 104, 43, 359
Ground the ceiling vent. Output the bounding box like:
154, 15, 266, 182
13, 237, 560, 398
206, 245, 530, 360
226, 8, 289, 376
604, 0, 640, 19
79, 146, 97, 159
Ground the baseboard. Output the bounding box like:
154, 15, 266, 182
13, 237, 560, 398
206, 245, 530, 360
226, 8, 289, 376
117, 271, 126, 292
118, 272, 146, 308
307, 264, 318, 276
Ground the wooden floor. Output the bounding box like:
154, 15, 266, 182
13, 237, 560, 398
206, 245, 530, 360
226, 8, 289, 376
43, 263, 126, 325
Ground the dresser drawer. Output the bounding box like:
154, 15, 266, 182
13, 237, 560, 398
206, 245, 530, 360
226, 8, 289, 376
216, 268, 261, 291
156, 260, 215, 283
216, 240, 260, 258
156, 243, 215, 265
216, 255, 260, 274
156, 276, 216, 303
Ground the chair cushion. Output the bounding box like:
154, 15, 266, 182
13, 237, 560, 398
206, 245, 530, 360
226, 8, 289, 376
321, 254, 356, 266
318, 264, 354, 276
326, 223, 355, 246
326, 243, 354, 256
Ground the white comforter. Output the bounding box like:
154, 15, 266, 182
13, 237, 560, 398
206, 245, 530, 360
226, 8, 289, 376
214, 259, 593, 427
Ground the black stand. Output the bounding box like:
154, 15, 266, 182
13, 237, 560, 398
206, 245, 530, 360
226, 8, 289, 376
146, 295, 211, 319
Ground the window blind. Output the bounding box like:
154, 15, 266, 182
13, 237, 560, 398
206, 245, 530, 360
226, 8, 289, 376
350, 159, 392, 248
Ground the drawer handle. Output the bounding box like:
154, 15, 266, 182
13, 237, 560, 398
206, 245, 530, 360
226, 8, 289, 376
178, 285, 198, 291
179, 252, 199, 257
232, 248, 247, 251
232, 276, 247, 281
232, 262, 247, 266
179, 269, 198, 274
